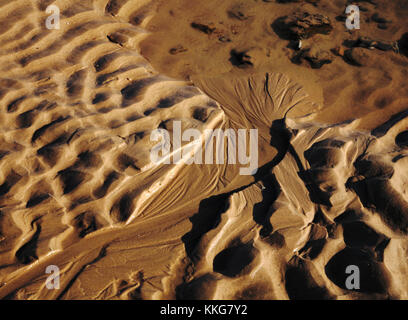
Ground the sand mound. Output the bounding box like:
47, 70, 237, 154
0, 0, 407, 300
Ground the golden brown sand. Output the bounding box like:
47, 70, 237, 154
0, 0, 407, 299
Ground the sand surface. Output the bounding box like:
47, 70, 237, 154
0, 0, 407, 299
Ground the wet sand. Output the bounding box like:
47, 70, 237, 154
0, 0, 407, 299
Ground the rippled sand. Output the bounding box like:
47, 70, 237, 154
0, 0, 408, 299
